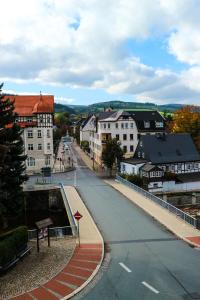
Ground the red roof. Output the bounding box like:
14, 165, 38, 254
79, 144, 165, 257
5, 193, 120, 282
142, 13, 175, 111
3, 95, 54, 116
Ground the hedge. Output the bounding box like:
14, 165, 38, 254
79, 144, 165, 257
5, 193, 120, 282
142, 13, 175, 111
0, 226, 28, 267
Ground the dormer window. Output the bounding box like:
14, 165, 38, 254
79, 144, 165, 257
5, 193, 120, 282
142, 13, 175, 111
144, 121, 150, 128
155, 122, 163, 128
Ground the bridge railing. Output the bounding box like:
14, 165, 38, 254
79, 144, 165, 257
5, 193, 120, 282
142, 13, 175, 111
116, 174, 197, 228
28, 225, 77, 240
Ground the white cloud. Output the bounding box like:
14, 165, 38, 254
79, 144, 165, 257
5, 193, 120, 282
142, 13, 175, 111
55, 96, 75, 105
0, 0, 200, 104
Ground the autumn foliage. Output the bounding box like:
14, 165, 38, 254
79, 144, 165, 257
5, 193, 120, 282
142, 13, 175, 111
168, 106, 200, 151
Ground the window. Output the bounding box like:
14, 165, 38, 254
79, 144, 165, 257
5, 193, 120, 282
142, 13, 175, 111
104, 123, 106, 129
195, 163, 199, 169
125, 123, 128, 129
121, 123, 124, 129
38, 130, 42, 138
47, 116, 51, 123
140, 141, 143, 147
144, 121, 150, 128
122, 164, 126, 172
123, 146, 127, 153
40, 117, 43, 123
123, 134, 127, 140
115, 123, 118, 129
130, 123, 134, 129
108, 123, 110, 129
27, 117, 32, 122
47, 143, 51, 150
116, 134, 119, 140
27, 157, 35, 166
27, 130, 33, 138
130, 134, 133, 140
45, 155, 51, 166
28, 144, 33, 150
138, 151, 141, 158
155, 122, 163, 128
47, 129, 50, 138
142, 152, 145, 158
130, 145, 134, 152
38, 144, 42, 150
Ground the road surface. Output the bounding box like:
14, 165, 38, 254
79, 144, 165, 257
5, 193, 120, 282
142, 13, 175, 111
29, 143, 200, 299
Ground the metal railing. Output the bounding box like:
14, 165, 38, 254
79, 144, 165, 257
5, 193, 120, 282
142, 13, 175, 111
116, 174, 197, 228
28, 225, 77, 240
60, 183, 77, 236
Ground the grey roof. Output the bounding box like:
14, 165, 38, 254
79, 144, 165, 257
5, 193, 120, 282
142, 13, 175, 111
126, 110, 165, 131
141, 163, 162, 172
127, 110, 164, 121
121, 158, 146, 165
139, 133, 200, 164
98, 111, 115, 120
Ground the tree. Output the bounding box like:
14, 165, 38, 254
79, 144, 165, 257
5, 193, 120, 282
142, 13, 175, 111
168, 106, 200, 151
80, 140, 90, 153
102, 138, 123, 176
0, 84, 28, 228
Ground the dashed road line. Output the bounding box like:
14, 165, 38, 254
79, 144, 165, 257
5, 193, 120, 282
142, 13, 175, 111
119, 262, 132, 273
142, 281, 159, 294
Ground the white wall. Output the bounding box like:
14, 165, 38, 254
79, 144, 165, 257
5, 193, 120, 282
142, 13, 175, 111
120, 162, 145, 175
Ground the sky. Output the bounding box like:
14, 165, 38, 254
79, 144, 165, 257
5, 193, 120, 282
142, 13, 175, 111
1, 0, 200, 106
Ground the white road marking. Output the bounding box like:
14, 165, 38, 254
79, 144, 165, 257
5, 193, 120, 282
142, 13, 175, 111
142, 281, 159, 294
119, 262, 132, 273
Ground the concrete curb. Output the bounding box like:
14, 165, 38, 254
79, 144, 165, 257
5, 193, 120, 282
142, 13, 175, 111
108, 180, 200, 249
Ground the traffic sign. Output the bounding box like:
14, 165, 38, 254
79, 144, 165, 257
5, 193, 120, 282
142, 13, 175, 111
74, 211, 83, 221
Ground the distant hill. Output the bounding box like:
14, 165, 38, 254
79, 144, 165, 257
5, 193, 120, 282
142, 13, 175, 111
55, 100, 190, 115
55, 103, 76, 114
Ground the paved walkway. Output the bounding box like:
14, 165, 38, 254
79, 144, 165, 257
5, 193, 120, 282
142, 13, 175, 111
11, 187, 104, 300
53, 141, 72, 173
106, 179, 200, 248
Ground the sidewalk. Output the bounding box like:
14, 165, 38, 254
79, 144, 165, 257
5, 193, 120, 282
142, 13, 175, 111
74, 143, 110, 177
12, 186, 104, 300
105, 179, 200, 248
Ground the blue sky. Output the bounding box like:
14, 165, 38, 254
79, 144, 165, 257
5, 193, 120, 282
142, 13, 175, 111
1, 0, 200, 106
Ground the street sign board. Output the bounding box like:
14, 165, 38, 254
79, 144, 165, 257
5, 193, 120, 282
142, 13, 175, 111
74, 211, 83, 221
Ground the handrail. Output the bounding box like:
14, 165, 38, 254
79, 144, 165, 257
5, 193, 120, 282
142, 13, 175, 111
59, 183, 77, 236
116, 174, 197, 228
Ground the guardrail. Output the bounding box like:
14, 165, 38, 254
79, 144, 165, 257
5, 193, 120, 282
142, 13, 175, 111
60, 183, 77, 236
116, 174, 197, 228
28, 226, 77, 240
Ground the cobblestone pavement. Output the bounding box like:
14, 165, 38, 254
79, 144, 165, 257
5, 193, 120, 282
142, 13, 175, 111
0, 237, 76, 300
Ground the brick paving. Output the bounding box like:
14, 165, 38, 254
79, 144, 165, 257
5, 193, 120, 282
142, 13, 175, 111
10, 244, 103, 300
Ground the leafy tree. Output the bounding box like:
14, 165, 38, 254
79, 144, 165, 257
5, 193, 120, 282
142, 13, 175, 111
168, 106, 200, 151
102, 138, 123, 176
0, 84, 28, 228
80, 140, 90, 153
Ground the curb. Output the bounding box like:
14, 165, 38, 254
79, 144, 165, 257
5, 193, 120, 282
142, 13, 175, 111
108, 180, 200, 249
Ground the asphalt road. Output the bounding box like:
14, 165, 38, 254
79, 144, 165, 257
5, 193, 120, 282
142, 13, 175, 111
28, 144, 200, 299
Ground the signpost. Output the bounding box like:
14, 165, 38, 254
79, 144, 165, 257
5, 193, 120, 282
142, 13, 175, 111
35, 218, 53, 253
73, 211, 83, 247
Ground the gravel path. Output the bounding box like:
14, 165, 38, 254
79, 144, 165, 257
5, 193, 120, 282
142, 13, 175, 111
0, 237, 76, 300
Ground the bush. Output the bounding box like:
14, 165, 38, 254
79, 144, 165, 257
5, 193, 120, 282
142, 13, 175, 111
0, 226, 28, 267
119, 173, 143, 187
80, 140, 90, 152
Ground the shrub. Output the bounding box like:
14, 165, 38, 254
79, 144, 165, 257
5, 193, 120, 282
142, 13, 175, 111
80, 140, 90, 152
0, 226, 28, 267
126, 174, 143, 187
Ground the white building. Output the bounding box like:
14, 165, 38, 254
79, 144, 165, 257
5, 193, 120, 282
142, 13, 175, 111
6, 94, 54, 174
81, 109, 166, 166
120, 133, 200, 192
